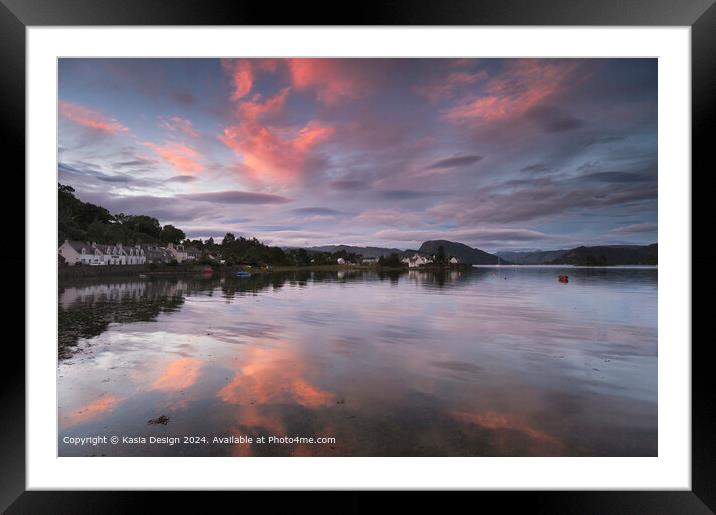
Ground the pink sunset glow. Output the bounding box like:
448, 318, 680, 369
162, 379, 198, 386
58, 58, 657, 252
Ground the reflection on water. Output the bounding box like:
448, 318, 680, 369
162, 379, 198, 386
58, 268, 657, 456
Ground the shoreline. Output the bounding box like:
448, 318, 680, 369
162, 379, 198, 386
58, 262, 657, 283
472, 264, 658, 269
58, 262, 657, 278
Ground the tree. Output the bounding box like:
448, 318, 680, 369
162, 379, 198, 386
180, 238, 205, 250
131, 216, 162, 237
435, 245, 446, 265
378, 253, 403, 267
160, 224, 185, 244
86, 220, 108, 243
74, 201, 114, 227
57, 183, 191, 245
222, 233, 236, 246
288, 248, 310, 265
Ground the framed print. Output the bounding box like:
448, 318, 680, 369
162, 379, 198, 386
3, 0, 713, 510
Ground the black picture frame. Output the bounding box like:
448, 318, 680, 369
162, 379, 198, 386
2, 0, 712, 510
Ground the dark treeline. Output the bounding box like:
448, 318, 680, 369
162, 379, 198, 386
58, 184, 396, 267
378, 253, 402, 267
214, 235, 373, 267
59, 184, 185, 245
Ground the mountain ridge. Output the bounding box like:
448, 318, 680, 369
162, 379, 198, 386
293, 241, 657, 266
497, 243, 657, 266
418, 240, 502, 265
296, 240, 503, 264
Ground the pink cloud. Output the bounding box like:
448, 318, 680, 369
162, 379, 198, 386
236, 87, 290, 122
220, 87, 335, 185
223, 58, 373, 107
414, 70, 488, 103
144, 140, 204, 173
220, 121, 334, 185
287, 59, 369, 105
222, 59, 254, 100
59, 101, 129, 134
254, 59, 281, 73
442, 60, 579, 126
159, 116, 200, 138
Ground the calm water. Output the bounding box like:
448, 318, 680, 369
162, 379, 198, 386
58, 267, 657, 457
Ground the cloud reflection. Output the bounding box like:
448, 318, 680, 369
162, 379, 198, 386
218, 346, 335, 409
60, 394, 125, 431
150, 357, 203, 392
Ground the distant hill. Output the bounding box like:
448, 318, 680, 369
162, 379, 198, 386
497, 244, 657, 266
299, 240, 502, 263
418, 240, 502, 265
551, 244, 657, 266
296, 241, 656, 266
496, 249, 569, 265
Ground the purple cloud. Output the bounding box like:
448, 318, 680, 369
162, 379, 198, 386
58, 58, 657, 251
177, 191, 291, 204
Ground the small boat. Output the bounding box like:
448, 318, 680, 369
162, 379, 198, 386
558, 275, 569, 283
138, 274, 147, 278
235, 271, 251, 278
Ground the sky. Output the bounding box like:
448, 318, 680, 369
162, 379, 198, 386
58, 58, 657, 252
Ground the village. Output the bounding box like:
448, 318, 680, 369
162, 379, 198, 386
340, 254, 460, 268
58, 240, 206, 266
58, 239, 462, 269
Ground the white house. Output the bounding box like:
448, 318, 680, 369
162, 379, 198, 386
166, 242, 188, 263
336, 257, 347, 265
94, 243, 127, 265
141, 244, 171, 264
125, 245, 146, 265
185, 246, 201, 262
401, 253, 433, 268
96, 243, 146, 265
58, 240, 145, 266
449, 256, 460, 264
59, 240, 103, 266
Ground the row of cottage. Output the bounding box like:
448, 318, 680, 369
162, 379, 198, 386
400, 254, 459, 268
59, 240, 202, 266
336, 254, 459, 268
